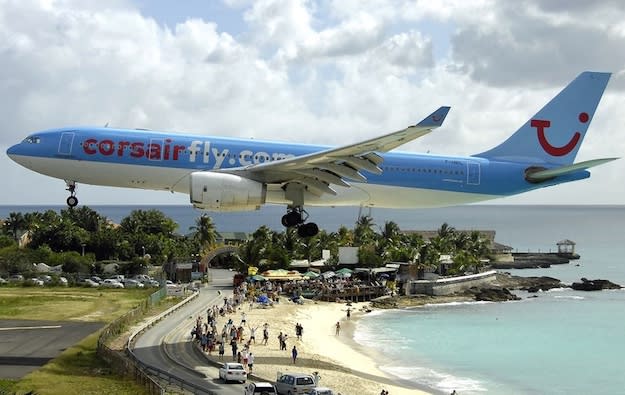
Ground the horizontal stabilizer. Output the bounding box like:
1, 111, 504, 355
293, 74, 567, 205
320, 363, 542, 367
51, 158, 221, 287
526, 158, 618, 182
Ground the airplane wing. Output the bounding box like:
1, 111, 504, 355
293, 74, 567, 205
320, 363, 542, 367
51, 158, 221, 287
223, 106, 450, 196
525, 157, 618, 183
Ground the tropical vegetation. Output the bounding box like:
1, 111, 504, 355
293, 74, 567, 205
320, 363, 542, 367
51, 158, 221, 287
1, 207, 491, 280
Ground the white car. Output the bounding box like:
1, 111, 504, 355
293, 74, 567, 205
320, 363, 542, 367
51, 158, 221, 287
101, 279, 124, 288
146, 280, 161, 287
218, 362, 247, 383
244, 382, 277, 395
123, 279, 144, 288
80, 278, 99, 287
27, 278, 44, 286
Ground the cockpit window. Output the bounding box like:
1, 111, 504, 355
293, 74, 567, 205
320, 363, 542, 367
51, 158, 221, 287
22, 136, 41, 144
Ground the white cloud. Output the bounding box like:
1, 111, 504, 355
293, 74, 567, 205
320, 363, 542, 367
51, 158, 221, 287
1, 0, 624, 206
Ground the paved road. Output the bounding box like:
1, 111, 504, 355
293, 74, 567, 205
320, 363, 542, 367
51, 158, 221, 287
0, 319, 103, 379
133, 269, 246, 394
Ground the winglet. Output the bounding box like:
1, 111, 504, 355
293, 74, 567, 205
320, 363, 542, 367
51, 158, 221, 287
416, 106, 451, 128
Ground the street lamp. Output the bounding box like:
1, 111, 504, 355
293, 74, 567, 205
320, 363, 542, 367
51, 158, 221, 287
81, 243, 86, 256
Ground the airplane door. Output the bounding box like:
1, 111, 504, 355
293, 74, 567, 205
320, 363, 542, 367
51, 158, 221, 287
148, 138, 163, 161
58, 132, 75, 156
467, 162, 480, 185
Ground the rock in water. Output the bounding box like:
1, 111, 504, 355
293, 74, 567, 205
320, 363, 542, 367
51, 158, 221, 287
571, 278, 622, 291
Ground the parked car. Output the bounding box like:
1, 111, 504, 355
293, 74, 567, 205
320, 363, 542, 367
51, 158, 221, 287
58, 276, 68, 286
218, 362, 247, 383
275, 373, 316, 395
101, 279, 124, 288
244, 382, 278, 395
90, 276, 102, 284
26, 278, 44, 286
307, 388, 336, 395
0, 277, 8, 285
122, 279, 144, 288
9, 274, 24, 283
39, 275, 52, 283
146, 280, 161, 287
79, 278, 99, 288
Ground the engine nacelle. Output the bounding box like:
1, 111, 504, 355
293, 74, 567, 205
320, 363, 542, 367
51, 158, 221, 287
190, 172, 266, 211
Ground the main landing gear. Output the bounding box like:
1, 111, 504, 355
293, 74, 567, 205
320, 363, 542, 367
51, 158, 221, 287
281, 207, 319, 237
66, 181, 78, 208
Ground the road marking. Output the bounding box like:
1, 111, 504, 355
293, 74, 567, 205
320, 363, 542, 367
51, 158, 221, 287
0, 325, 62, 331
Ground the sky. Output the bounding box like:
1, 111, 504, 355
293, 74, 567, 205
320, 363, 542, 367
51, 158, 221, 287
1, 0, 624, 206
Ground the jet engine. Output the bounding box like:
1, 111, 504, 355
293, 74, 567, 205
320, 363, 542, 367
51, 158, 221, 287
189, 172, 266, 211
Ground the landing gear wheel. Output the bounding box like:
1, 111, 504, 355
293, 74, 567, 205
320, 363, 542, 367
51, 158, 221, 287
297, 222, 319, 237
65, 182, 78, 208
282, 210, 303, 227
66, 195, 78, 208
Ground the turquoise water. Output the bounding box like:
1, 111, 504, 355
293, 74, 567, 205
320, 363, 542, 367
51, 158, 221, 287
351, 205, 625, 395
356, 289, 625, 394
2, 204, 624, 393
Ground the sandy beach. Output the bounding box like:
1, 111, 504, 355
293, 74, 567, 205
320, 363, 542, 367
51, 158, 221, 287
202, 296, 433, 395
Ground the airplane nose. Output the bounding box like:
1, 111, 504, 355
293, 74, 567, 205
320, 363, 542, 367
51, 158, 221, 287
6, 143, 20, 160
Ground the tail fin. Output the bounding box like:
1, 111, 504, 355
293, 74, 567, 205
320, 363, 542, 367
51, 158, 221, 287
476, 71, 611, 165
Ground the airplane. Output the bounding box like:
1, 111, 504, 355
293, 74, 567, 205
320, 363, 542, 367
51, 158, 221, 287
6, 71, 618, 237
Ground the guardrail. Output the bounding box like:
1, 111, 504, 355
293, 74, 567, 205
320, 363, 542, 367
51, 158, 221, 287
97, 286, 215, 395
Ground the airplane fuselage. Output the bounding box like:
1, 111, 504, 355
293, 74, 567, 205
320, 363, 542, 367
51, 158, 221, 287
7, 126, 588, 209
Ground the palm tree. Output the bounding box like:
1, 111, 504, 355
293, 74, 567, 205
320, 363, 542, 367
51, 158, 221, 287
336, 225, 354, 246
381, 220, 401, 240
3, 212, 27, 242
189, 214, 217, 251
354, 215, 377, 246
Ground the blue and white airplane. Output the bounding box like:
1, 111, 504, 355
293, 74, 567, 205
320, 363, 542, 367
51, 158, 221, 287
7, 71, 618, 236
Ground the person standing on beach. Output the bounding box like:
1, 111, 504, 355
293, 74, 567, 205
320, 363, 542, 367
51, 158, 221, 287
218, 341, 225, 360
248, 324, 258, 344
263, 326, 269, 345
313, 371, 321, 386
335, 321, 341, 335
230, 338, 238, 361
291, 345, 298, 364
248, 352, 254, 373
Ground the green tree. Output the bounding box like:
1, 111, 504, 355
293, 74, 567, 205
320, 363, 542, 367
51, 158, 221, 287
189, 214, 218, 252
61, 206, 105, 233
354, 215, 376, 246
3, 212, 27, 241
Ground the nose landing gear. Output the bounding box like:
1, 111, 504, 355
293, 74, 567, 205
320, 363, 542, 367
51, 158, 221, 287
66, 182, 78, 208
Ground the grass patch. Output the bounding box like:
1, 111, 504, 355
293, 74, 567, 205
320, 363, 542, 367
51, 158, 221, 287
13, 332, 145, 395
0, 287, 180, 395
0, 287, 153, 322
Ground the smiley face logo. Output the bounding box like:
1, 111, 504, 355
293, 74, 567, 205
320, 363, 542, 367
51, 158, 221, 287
532, 112, 588, 156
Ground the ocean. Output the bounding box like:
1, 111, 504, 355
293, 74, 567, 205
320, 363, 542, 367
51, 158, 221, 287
1, 204, 624, 394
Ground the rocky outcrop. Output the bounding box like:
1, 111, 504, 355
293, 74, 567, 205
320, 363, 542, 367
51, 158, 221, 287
493, 273, 565, 292
571, 278, 622, 291
465, 287, 521, 302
